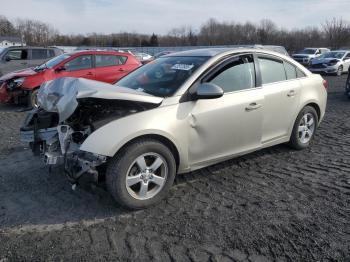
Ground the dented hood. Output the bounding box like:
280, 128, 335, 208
37, 77, 163, 122
0, 67, 37, 81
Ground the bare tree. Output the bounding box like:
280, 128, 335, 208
322, 18, 350, 49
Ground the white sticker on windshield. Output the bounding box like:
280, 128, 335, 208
171, 64, 194, 71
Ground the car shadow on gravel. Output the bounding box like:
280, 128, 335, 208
0, 142, 292, 230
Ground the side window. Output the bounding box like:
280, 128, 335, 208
208, 55, 255, 93
31, 49, 48, 60
5, 49, 28, 60
345, 53, 350, 59
95, 55, 118, 67
296, 68, 306, 78
64, 55, 92, 71
48, 49, 56, 58
284, 62, 297, 80
258, 57, 286, 84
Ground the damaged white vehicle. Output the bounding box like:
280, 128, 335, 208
21, 48, 327, 209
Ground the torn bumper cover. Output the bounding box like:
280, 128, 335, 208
20, 77, 162, 182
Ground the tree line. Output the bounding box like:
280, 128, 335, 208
1, 15, 350, 52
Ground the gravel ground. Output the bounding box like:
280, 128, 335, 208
0, 75, 349, 262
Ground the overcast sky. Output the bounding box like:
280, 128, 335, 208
1, 0, 349, 35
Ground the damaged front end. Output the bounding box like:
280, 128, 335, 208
0, 77, 27, 104
20, 77, 162, 184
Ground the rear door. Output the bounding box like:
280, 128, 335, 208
2, 48, 29, 74
57, 54, 95, 80
257, 55, 302, 144
94, 54, 130, 83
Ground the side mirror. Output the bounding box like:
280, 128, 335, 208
5, 56, 11, 62
55, 66, 66, 72
191, 83, 224, 100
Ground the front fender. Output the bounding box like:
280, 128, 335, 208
79, 104, 191, 172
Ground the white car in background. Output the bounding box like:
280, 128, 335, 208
292, 48, 330, 66
134, 52, 153, 62
309, 50, 350, 76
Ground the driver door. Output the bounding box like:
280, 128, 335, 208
187, 54, 264, 166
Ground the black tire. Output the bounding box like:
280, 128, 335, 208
27, 89, 39, 108
288, 106, 318, 150
336, 66, 343, 76
106, 139, 176, 209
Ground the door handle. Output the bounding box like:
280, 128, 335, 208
287, 90, 296, 97
245, 102, 262, 112
118, 68, 125, 72
20, 62, 27, 65
86, 72, 93, 76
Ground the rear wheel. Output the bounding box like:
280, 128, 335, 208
106, 139, 176, 209
288, 106, 318, 150
28, 89, 39, 108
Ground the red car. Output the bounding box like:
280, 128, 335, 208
0, 50, 141, 107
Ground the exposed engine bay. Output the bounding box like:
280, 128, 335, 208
20, 77, 162, 183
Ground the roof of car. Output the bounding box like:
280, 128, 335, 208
3, 46, 59, 50
66, 50, 132, 56
165, 46, 287, 58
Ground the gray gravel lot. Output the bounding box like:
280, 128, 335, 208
0, 75, 349, 261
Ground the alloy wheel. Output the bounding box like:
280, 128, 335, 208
297, 113, 315, 144
125, 152, 168, 200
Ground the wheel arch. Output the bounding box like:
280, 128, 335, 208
114, 134, 181, 171
304, 102, 321, 123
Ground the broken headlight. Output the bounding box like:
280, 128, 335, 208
8, 77, 25, 90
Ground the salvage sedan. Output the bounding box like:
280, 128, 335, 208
309, 50, 350, 76
20, 48, 328, 209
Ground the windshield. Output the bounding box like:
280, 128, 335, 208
115, 56, 209, 97
299, 49, 317, 55
0, 47, 5, 55
319, 51, 345, 59
35, 54, 71, 71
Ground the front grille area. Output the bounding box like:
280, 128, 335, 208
310, 63, 326, 69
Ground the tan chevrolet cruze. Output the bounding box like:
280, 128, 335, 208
21, 48, 327, 209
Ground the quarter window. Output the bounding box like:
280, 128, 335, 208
296, 68, 306, 78
284, 62, 297, 80
64, 55, 92, 71
208, 55, 255, 92
258, 57, 286, 84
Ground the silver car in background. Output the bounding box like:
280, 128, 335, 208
0, 46, 63, 77
21, 48, 327, 209
309, 50, 350, 76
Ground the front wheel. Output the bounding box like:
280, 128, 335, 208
106, 139, 176, 209
336, 66, 343, 76
288, 106, 318, 150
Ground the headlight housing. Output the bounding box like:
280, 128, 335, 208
328, 60, 339, 66
8, 77, 25, 90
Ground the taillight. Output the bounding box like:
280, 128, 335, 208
322, 79, 328, 90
